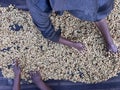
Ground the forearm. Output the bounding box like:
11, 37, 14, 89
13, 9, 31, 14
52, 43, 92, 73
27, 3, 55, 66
37, 81, 52, 90
13, 76, 20, 90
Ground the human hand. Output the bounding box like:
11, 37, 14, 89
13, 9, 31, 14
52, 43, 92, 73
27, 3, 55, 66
12, 59, 21, 77
29, 71, 42, 84
29, 71, 52, 90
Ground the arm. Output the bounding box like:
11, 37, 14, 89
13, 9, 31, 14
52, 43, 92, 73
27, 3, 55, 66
30, 71, 52, 90
13, 75, 21, 90
12, 60, 21, 90
35, 80, 52, 90
26, 0, 85, 51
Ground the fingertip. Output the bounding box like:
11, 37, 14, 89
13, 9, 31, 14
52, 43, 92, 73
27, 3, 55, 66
36, 71, 40, 75
29, 71, 34, 76
29, 71, 32, 74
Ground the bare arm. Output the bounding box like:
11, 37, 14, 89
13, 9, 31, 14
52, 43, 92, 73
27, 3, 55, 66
12, 60, 21, 90
30, 71, 52, 90
36, 80, 52, 90
13, 75, 20, 90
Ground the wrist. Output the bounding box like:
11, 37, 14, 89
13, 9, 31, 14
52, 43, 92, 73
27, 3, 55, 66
35, 79, 43, 84
37, 80, 45, 89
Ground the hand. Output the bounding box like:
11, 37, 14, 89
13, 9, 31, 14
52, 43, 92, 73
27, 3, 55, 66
13, 60, 21, 77
29, 71, 42, 84
29, 71, 52, 90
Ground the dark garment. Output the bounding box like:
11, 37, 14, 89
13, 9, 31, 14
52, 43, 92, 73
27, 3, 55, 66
0, 0, 28, 10
26, 0, 114, 42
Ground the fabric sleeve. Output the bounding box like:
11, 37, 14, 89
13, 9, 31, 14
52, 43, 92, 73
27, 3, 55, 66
26, 0, 61, 42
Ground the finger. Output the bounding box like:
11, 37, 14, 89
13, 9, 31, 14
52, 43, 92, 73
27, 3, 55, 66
33, 71, 37, 76
118, 46, 120, 53
12, 59, 17, 66
17, 65, 21, 70
36, 71, 41, 76
12, 59, 15, 63
36, 71, 39, 74
12, 61, 16, 68
29, 71, 34, 76
81, 44, 85, 49
15, 60, 19, 66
